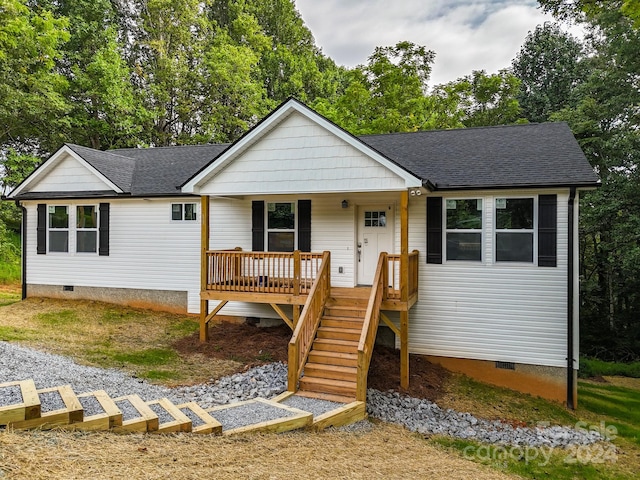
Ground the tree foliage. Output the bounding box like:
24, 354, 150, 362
512, 22, 587, 123
524, 5, 640, 360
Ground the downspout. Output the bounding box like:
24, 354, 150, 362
15, 201, 27, 300
567, 187, 576, 410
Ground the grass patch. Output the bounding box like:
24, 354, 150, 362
111, 348, 178, 367
0, 290, 20, 307
445, 374, 578, 426
580, 357, 640, 379
578, 381, 640, 446
0, 298, 239, 385
0, 325, 36, 341
433, 437, 623, 480
35, 309, 79, 326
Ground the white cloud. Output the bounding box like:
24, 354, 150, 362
295, 0, 556, 86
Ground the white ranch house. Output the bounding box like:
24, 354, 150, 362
7, 99, 599, 407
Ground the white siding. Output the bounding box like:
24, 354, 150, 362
199, 113, 407, 195
24, 198, 201, 311
207, 192, 398, 318
406, 189, 570, 368
28, 154, 113, 192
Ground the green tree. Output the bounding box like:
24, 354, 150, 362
0, 0, 69, 147
313, 41, 440, 134
434, 70, 523, 127
542, 6, 640, 360
512, 22, 587, 123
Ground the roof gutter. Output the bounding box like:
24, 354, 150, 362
567, 187, 577, 410
15, 201, 27, 300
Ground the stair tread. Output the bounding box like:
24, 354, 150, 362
321, 315, 364, 322
305, 363, 357, 373
309, 350, 358, 358
313, 338, 359, 346
300, 376, 357, 388
318, 326, 362, 334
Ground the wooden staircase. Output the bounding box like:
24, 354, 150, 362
297, 287, 370, 403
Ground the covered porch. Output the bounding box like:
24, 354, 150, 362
198, 190, 419, 393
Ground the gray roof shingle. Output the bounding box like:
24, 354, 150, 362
13, 120, 598, 200
360, 122, 599, 190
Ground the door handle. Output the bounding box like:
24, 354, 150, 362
357, 242, 362, 262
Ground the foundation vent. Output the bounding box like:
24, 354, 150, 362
63, 285, 74, 292
495, 361, 515, 370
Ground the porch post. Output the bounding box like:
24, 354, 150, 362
400, 190, 410, 389
200, 195, 210, 342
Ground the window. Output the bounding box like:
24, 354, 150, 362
364, 211, 387, 227
76, 205, 98, 253
445, 199, 482, 261
495, 197, 534, 262
172, 203, 197, 221
48, 206, 69, 252
267, 202, 295, 251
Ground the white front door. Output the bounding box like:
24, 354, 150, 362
357, 204, 394, 285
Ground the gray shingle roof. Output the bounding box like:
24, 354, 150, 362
66, 144, 135, 192
110, 144, 229, 195
13, 118, 598, 200
360, 122, 599, 190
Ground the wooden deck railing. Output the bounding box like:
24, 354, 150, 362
205, 249, 325, 295
386, 250, 419, 300
287, 251, 331, 392
356, 252, 388, 401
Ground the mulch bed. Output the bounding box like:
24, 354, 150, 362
173, 321, 449, 402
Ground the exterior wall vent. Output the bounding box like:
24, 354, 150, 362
63, 285, 74, 292
495, 361, 515, 370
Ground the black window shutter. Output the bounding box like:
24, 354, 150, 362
426, 196, 443, 264
99, 203, 110, 256
538, 194, 557, 267
252, 201, 265, 251
297, 200, 311, 252
37, 204, 47, 255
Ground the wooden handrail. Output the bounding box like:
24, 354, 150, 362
204, 250, 324, 295
287, 251, 331, 392
386, 250, 419, 300
356, 252, 388, 401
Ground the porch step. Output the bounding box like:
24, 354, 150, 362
320, 316, 364, 329
312, 338, 359, 353
308, 350, 358, 367
330, 287, 371, 300
323, 305, 367, 318
316, 326, 361, 342
298, 376, 357, 399
304, 363, 357, 382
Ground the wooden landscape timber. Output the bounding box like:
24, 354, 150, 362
0, 379, 40, 424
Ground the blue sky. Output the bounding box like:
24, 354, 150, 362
295, 0, 560, 86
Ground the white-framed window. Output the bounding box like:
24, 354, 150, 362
266, 201, 296, 251
495, 197, 535, 263
48, 205, 69, 253
76, 205, 98, 253
172, 203, 197, 221
445, 198, 483, 261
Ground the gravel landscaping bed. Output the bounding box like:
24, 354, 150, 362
0, 341, 604, 446
179, 406, 205, 428
78, 395, 104, 417
39, 390, 65, 413
280, 394, 342, 417
0, 385, 22, 407
114, 399, 140, 422
210, 402, 296, 431
148, 403, 175, 424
